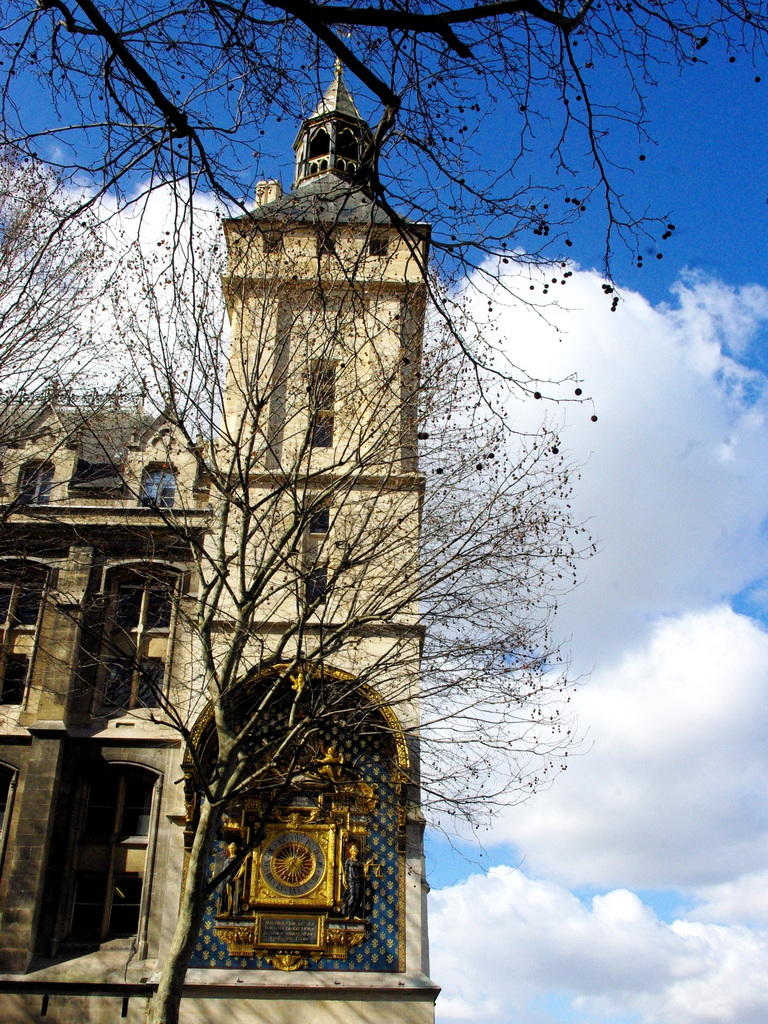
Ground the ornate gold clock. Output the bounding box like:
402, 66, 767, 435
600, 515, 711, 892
199, 733, 396, 969
255, 826, 333, 905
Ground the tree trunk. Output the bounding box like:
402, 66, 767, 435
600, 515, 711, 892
148, 796, 220, 1024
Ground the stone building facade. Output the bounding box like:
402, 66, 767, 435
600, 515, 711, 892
0, 69, 438, 1024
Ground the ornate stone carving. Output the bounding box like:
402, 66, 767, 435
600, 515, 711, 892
213, 924, 256, 956
263, 950, 310, 972
325, 924, 366, 959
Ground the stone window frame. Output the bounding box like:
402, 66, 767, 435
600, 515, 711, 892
308, 358, 337, 449
61, 763, 162, 953
304, 498, 330, 606
17, 461, 54, 506
96, 565, 181, 713
0, 561, 48, 708
367, 230, 390, 258
138, 464, 177, 509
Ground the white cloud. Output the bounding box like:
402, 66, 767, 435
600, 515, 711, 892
488, 605, 768, 889
430, 869, 768, 1024
427, 267, 768, 1024
461, 266, 768, 890
468, 266, 768, 670
691, 869, 768, 926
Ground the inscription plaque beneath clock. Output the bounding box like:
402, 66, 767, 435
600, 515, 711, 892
259, 915, 320, 947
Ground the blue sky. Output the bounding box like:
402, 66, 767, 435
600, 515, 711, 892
592, 57, 768, 306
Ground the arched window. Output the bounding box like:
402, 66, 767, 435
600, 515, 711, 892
336, 127, 359, 162
0, 564, 46, 705
18, 462, 53, 505
336, 127, 358, 159
139, 467, 176, 508
99, 570, 176, 710
308, 128, 330, 160
69, 768, 156, 940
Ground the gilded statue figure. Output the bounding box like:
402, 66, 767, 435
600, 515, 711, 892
220, 841, 247, 917
316, 744, 345, 785
341, 843, 366, 919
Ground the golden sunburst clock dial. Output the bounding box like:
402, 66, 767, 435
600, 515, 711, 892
261, 831, 326, 897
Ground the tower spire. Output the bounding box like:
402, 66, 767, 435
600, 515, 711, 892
292, 65, 371, 189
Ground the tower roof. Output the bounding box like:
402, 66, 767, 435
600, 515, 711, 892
309, 61, 363, 122
234, 69, 428, 236
237, 175, 411, 227
291, 65, 371, 189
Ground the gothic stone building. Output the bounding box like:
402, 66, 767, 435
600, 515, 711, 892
0, 70, 438, 1024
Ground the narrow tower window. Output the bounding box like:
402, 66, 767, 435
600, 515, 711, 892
304, 500, 330, 605
368, 232, 389, 258
309, 361, 336, 448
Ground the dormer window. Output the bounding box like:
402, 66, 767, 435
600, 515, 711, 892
18, 463, 53, 505
139, 468, 176, 508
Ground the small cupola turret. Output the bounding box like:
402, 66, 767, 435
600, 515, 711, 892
293, 62, 372, 188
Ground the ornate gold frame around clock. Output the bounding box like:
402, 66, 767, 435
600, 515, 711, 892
183, 662, 410, 775
182, 662, 409, 971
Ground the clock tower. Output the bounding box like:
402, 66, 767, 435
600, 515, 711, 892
180, 66, 438, 1023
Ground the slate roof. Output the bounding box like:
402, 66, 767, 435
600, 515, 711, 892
55, 407, 155, 466
0, 403, 156, 492
233, 176, 427, 233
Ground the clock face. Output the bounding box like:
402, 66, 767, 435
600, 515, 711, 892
260, 831, 326, 897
